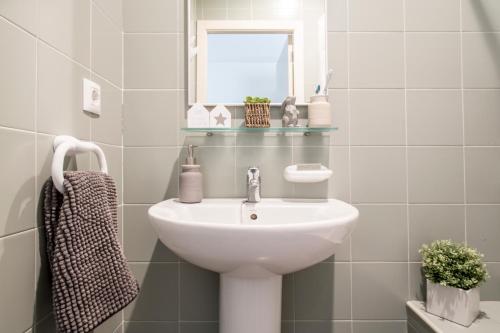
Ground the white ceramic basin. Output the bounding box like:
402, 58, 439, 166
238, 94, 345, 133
149, 198, 358, 275
148, 198, 358, 333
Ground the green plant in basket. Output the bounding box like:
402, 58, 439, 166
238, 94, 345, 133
244, 96, 271, 104
419, 240, 488, 290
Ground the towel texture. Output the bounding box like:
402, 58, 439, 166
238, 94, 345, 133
43, 171, 139, 333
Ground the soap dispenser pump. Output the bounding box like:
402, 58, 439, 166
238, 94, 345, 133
179, 145, 203, 203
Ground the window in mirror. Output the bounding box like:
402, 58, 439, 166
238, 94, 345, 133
207, 33, 291, 104
196, 20, 304, 104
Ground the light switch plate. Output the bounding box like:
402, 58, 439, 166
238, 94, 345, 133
83, 78, 101, 115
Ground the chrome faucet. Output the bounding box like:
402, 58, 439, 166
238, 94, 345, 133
246, 167, 261, 203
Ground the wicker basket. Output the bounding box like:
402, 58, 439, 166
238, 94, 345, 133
244, 103, 271, 128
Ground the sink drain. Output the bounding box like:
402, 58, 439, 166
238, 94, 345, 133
250, 213, 258, 221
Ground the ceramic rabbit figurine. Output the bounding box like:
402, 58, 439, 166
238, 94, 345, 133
281, 96, 299, 127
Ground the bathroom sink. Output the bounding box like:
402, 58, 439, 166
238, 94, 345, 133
149, 198, 358, 275
148, 198, 358, 333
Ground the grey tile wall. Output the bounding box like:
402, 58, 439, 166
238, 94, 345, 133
405, 0, 460, 32
0, 0, 123, 332
350, 89, 406, 145
406, 33, 461, 88
121, 1, 500, 333
406, 90, 463, 146
2, 0, 499, 333
121, 1, 185, 332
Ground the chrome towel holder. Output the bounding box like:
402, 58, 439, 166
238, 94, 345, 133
52, 135, 108, 193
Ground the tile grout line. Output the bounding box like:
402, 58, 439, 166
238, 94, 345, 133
292, 2, 303, 327
402, 0, 411, 303
345, 0, 353, 329
92, 142, 500, 149
124, 260, 500, 264
459, 0, 468, 245
90, 0, 94, 143
33, 7, 40, 327
120, 13, 125, 330
34, 311, 53, 330
178, 260, 181, 333
348, 30, 449, 33
94, 70, 122, 92
0, 227, 39, 241
121, 320, 202, 322
120, 202, 500, 207
292, 272, 296, 333
123, 87, 500, 91
0, 13, 37, 38
177, 4, 182, 332
124, 32, 184, 35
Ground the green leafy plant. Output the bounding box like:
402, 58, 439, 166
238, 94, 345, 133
420, 240, 489, 290
244, 96, 271, 104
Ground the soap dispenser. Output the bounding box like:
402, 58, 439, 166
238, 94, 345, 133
179, 145, 203, 203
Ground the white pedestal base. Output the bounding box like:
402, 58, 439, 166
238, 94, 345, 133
220, 273, 282, 333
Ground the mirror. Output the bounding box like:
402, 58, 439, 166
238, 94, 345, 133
205, 32, 293, 104
188, 0, 327, 105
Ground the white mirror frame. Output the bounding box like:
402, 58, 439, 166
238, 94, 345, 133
195, 20, 305, 104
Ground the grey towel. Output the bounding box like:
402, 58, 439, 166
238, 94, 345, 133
43, 171, 139, 333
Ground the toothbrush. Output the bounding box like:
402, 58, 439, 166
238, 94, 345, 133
315, 84, 321, 95
322, 69, 334, 96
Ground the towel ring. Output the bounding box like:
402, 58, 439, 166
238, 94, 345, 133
52, 135, 108, 193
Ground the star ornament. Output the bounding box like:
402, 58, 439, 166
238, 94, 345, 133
214, 112, 227, 126
209, 104, 231, 128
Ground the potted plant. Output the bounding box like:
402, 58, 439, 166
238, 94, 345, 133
244, 96, 271, 128
419, 240, 489, 327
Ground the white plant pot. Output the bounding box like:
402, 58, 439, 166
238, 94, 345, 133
426, 279, 480, 327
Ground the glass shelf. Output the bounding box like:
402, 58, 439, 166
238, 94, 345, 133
181, 127, 338, 136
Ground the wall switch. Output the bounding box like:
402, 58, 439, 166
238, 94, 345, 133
83, 78, 101, 115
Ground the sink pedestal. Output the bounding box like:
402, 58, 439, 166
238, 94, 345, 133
220, 273, 282, 333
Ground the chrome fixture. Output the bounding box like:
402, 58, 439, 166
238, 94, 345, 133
246, 167, 261, 203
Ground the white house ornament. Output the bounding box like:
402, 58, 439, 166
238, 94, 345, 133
187, 103, 210, 128
209, 104, 231, 128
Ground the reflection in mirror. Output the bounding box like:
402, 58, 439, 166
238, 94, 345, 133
188, 0, 327, 105
207, 33, 290, 104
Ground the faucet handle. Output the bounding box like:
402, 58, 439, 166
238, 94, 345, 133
247, 166, 260, 181
248, 166, 259, 174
